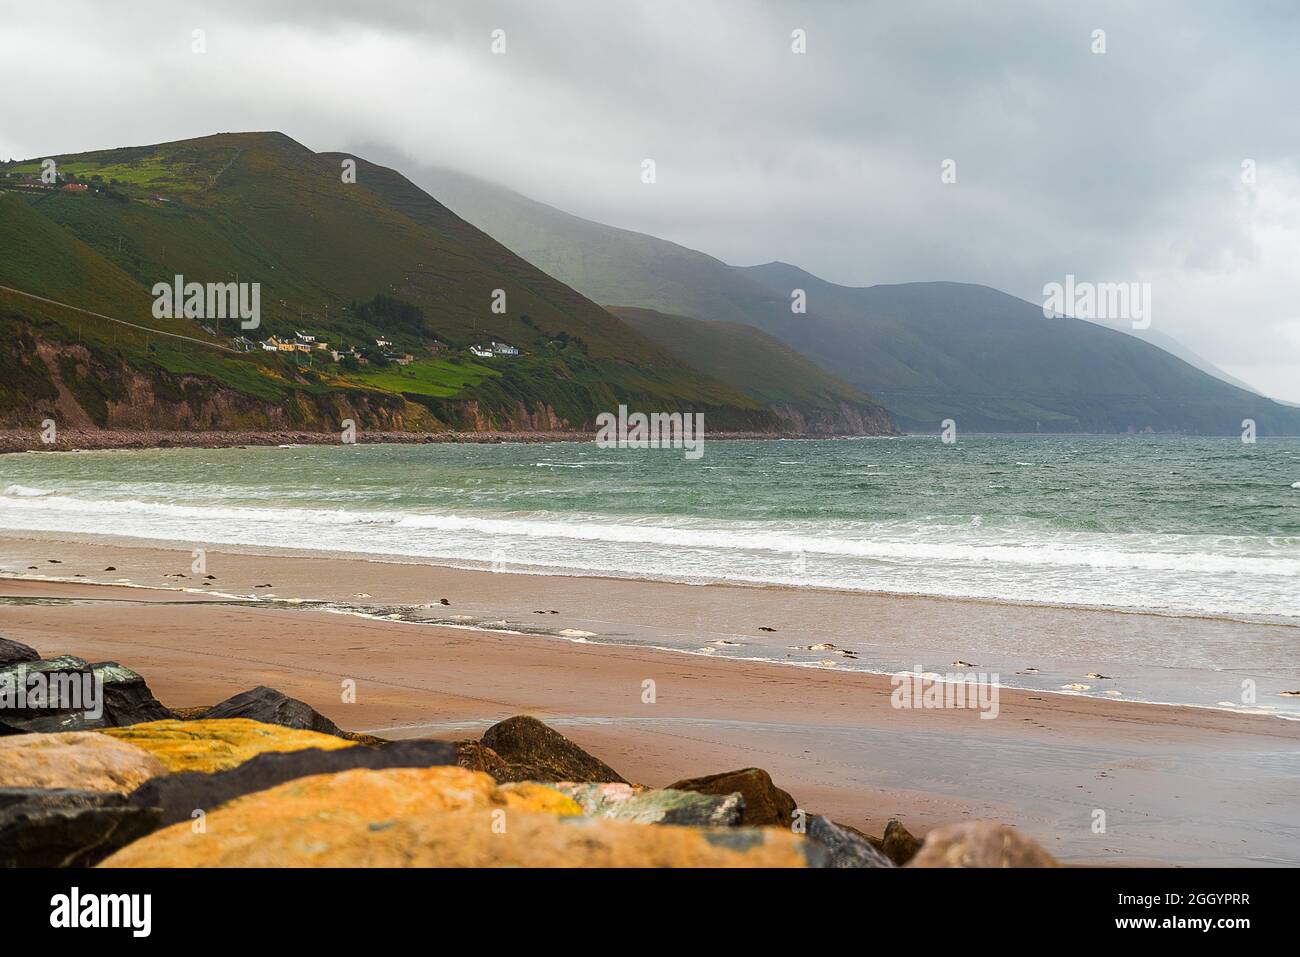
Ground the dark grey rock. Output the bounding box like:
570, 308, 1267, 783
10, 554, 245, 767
480, 715, 626, 784
128, 739, 457, 825
806, 814, 894, 868
0, 637, 40, 668
0, 787, 162, 867
199, 685, 345, 737
0, 658, 173, 735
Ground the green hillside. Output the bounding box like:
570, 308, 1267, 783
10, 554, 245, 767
0, 133, 777, 433
405, 159, 1300, 435
610, 306, 895, 434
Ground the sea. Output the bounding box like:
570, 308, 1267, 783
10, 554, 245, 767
3, 435, 1298, 715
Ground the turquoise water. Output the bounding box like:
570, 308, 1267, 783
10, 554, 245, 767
2, 436, 1298, 619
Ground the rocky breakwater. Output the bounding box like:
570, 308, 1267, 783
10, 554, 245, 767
1, 635, 1060, 867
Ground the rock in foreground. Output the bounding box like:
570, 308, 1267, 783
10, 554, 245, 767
0, 731, 165, 793
0, 637, 40, 668
880, 818, 922, 866
0, 787, 162, 867
478, 715, 627, 783
667, 767, 797, 827
0, 658, 173, 735
907, 821, 1059, 867
128, 738, 458, 826
101, 766, 821, 867
100, 718, 357, 773
556, 782, 744, 826
199, 686, 346, 738
806, 815, 893, 868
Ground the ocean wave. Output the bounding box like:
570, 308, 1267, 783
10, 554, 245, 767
2, 484, 55, 497
2, 490, 1297, 578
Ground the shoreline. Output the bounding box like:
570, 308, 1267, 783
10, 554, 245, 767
2, 534, 1299, 865
6, 564, 1298, 725
7, 530, 1300, 717
0, 428, 822, 454
1, 512, 1294, 631
8, 431, 1299, 455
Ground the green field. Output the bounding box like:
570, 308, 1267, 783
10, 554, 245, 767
354, 356, 498, 397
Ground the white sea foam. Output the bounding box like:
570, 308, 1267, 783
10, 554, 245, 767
1, 487, 1297, 619
2, 484, 54, 497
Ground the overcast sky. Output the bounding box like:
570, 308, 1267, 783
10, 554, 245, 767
2, 0, 1298, 400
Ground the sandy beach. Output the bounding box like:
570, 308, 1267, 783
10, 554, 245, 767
2, 530, 1297, 867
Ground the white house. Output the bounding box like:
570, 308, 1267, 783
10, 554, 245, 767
469, 344, 493, 358
490, 341, 520, 356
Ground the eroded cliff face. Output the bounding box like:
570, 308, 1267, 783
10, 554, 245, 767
451, 400, 568, 432
0, 334, 429, 434
768, 402, 899, 436
1, 330, 886, 439
1, 331, 585, 436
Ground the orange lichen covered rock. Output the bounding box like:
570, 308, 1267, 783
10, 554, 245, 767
99, 718, 355, 773
100, 766, 822, 867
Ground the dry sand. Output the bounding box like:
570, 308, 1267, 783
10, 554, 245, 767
1, 532, 1297, 866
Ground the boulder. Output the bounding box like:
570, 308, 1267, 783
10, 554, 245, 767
0, 787, 162, 867
806, 814, 893, 868
455, 739, 510, 778
556, 782, 744, 826
94, 662, 175, 727
835, 820, 886, 852
128, 738, 457, 825
880, 818, 922, 866
479, 715, 626, 783
0, 637, 40, 668
199, 686, 346, 738
100, 766, 822, 867
667, 767, 797, 827
0, 657, 173, 735
1, 656, 95, 735
100, 718, 357, 773
0, 731, 165, 793
907, 821, 1059, 867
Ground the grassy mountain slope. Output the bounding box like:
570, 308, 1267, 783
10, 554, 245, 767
406, 159, 1300, 435
0, 133, 776, 433
0, 193, 406, 430
610, 306, 896, 434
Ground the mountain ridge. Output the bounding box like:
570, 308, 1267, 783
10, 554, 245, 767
395, 155, 1300, 435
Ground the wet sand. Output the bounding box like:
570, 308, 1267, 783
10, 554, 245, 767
2, 532, 1298, 866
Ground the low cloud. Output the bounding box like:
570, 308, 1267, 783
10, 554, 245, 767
2, 0, 1296, 399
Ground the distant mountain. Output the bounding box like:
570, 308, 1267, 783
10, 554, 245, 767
609, 306, 896, 435
737, 264, 1300, 434
1084, 319, 1260, 394
399, 162, 771, 328
405, 159, 1300, 435
0, 133, 779, 434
